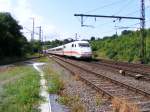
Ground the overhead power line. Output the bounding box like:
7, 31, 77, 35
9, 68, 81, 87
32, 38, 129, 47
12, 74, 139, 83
74, 0, 146, 64
85, 0, 125, 14
112, 0, 135, 15
23, 27, 39, 35
125, 5, 150, 16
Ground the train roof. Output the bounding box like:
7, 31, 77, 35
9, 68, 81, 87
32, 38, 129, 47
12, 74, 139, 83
49, 45, 63, 50
48, 40, 89, 50
71, 40, 89, 44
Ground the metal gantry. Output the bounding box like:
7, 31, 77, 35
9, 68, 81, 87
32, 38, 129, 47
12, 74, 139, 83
74, 0, 146, 63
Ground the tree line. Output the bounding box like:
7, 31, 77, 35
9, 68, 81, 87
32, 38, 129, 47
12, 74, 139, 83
0, 12, 41, 59
2, 12, 150, 63
90, 29, 150, 63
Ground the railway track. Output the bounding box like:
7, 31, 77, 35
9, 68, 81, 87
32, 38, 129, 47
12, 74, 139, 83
49, 55, 150, 112
94, 59, 150, 81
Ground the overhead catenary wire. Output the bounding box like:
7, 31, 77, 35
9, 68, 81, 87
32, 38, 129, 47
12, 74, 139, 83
112, 0, 136, 15
85, 0, 125, 14
125, 5, 150, 16
99, 19, 150, 38
75, 0, 149, 48
91, 6, 150, 27
76, 0, 150, 30
23, 26, 39, 35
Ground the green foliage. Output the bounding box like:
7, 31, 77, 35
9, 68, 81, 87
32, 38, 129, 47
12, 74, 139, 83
0, 12, 42, 60
48, 74, 64, 94
37, 57, 49, 62
0, 66, 41, 112
43, 65, 64, 94
30, 40, 42, 53
0, 12, 29, 57
45, 39, 64, 49
58, 95, 86, 112
58, 95, 80, 106
90, 36, 96, 41
91, 29, 150, 63
44, 39, 74, 49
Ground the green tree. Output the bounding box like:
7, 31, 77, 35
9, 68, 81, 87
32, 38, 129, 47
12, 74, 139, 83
90, 29, 150, 63
90, 36, 96, 41
0, 12, 28, 58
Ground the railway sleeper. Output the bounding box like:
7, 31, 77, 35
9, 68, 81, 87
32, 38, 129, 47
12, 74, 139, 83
114, 92, 140, 98
121, 96, 145, 101
53, 57, 150, 111
109, 102, 150, 112
95, 83, 115, 87
106, 89, 126, 94
92, 81, 111, 85
136, 101, 150, 108
101, 86, 122, 90
140, 108, 150, 112
81, 75, 104, 81
86, 78, 104, 82
93, 83, 110, 86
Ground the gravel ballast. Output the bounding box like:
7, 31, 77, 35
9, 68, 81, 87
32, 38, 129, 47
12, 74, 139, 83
48, 59, 112, 112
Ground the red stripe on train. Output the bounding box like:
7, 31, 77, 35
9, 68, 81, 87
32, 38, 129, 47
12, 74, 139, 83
63, 51, 80, 55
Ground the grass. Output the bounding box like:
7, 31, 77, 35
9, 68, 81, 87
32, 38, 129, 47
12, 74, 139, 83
0, 66, 41, 112
43, 64, 65, 94
0, 66, 30, 82
26, 53, 41, 58
58, 94, 86, 112
112, 97, 140, 112
95, 93, 102, 106
36, 57, 49, 62
48, 74, 65, 94
58, 94, 80, 106
43, 62, 86, 112
0, 53, 41, 65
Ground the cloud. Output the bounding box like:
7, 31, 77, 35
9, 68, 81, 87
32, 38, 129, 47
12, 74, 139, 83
0, 0, 12, 12
0, 0, 58, 41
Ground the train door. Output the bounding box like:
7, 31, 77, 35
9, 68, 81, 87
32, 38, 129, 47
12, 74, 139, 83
71, 43, 74, 57
71, 43, 78, 57
63, 45, 65, 56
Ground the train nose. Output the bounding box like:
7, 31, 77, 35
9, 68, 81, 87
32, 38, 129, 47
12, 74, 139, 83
80, 49, 92, 56
80, 48, 90, 52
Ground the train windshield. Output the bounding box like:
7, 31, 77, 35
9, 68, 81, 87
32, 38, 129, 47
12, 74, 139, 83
78, 43, 90, 47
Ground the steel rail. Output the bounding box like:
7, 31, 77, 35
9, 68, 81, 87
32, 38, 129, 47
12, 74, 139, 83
52, 56, 150, 98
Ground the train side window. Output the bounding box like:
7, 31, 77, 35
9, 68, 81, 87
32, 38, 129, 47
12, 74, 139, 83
64, 46, 66, 48
75, 44, 76, 47
72, 44, 74, 47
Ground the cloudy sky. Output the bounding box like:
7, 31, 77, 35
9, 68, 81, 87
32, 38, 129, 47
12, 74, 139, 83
0, 0, 150, 41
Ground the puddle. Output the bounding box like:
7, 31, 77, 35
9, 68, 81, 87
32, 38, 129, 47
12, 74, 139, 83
33, 63, 51, 112
33, 62, 69, 112
50, 95, 70, 112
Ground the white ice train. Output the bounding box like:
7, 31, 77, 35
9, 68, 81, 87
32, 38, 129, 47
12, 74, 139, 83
47, 40, 92, 59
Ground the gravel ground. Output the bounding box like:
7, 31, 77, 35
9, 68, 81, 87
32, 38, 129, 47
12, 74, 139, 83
67, 59, 150, 94
0, 65, 14, 72
48, 59, 112, 112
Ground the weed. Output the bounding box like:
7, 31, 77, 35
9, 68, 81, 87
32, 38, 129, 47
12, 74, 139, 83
43, 63, 86, 112
48, 75, 65, 94
58, 94, 79, 106
37, 57, 48, 62
74, 74, 80, 81
112, 97, 140, 112
58, 94, 86, 112
72, 102, 86, 112
0, 66, 41, 112
95, 94, 102, 106
43, 65, 65, 94
0, 66, 24, 81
